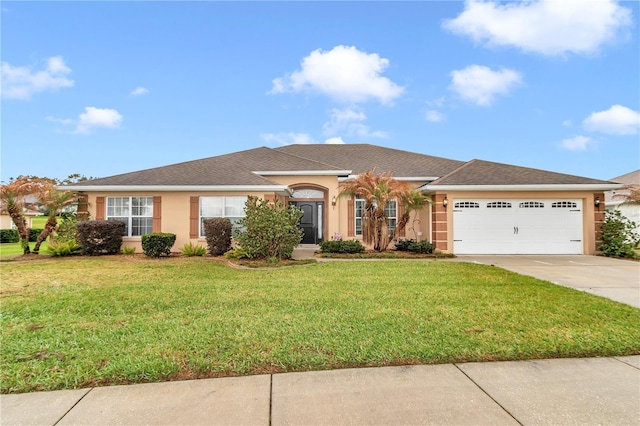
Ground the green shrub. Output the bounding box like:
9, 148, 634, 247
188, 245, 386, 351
234, 197, 303, 259
46, 240, 82, 256
395, 239, 434, 254
319, 239, 365, 253
55, 214, 80, 242
599, 210, 640, 258
203, 218, 232, 255
76, 220, 125, 255
0, 229, 20, 243
181, 242, 207, 257
224, 248, 249, 259
28, 228, 43, 242
122, 246, 136, 255
141, 233, 176, 258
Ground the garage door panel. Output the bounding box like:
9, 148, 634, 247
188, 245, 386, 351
453, 199, 583, 255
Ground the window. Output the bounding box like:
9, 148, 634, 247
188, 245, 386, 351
354, 196, 397, 236
200, 196, 247, 236
106, 196, 153, 237
552, 201, 578, 208
487, 201, 512, 208
520, 201, 544, 208
454, 202, 480, 209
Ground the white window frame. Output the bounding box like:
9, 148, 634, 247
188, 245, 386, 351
354, 196, 397, 236
199, 196, 247, 237
106, 196, 154, 237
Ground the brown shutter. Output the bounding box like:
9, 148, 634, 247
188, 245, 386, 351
347, 198, 354, 237
398, 201, 406, 237
190, 196, 199, 238
153, 196, 162, 232
95, 197, 105, 220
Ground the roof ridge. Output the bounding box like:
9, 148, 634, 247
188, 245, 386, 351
429, 159, 476, 185
262, 147, 346, 171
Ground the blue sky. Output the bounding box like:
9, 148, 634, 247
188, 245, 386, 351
2, 0, 639, 182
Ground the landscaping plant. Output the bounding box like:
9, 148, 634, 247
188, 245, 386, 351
141, 232, 176, 257
234, 196, 303, 259
599, 209, 640, 258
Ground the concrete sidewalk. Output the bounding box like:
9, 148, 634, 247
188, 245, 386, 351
2, 356, 639, 425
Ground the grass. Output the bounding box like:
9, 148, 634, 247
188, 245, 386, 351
1, 257, 639, 394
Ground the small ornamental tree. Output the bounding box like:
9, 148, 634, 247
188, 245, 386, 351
599, 209, 640, 258
234, 197, 304, 259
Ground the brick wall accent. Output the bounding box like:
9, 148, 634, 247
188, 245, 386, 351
431, 194, 448, 251
593, 192, 605, 252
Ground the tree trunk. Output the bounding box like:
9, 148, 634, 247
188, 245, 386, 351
7, 205, 30, 254
33, 216, 58, 254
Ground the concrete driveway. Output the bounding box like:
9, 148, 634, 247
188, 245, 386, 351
452, 255, 640, 308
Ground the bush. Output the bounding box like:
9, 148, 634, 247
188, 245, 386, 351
181, 242, 207, 257
319, 239, 365, 254
203, 218, 232, 256
55, 214, 80, 242
599, 210, 640, 258
122, 246, 137, 255
395, 239, 434, 254
76, 220, 125, 255
29, 228, 43, 242
0, 229, 19, 243
234, 197, 304, 259
141, 232, 176, 258
46, 240, 82, 256
224, 248, 249, 259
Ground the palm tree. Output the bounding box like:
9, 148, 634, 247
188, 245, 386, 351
339, 169, 427, 252
33, 185, 79, 254
0, 177, 51, 254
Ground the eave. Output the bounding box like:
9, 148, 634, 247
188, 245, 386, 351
419, 183, 625, 192
60, 185, 294, 196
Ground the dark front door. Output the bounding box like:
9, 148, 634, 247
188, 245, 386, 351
293, 201, 323, 244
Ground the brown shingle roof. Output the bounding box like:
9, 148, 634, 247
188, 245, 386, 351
71, 147, 345, 187
429, 159, 613, 186
611, 170, 640, 185
276, 144, 465, 177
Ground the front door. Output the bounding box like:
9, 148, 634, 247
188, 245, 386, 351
293, 201, 324, 244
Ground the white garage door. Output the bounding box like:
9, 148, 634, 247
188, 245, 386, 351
453, 199, 583, 254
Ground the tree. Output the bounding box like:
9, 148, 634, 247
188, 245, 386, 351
33, 184, 79, 254
0, 176, 53, 254
339, 169, 430, 252
613, 184, 640, 204
234, 197, 304, 259
599, 209, 640, 258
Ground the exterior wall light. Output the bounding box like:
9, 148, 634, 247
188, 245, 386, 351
443, 196, 448, 208
331, 196, 337, 206
594, 196, 601, 209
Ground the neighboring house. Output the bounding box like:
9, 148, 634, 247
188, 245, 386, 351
66, 144, 620, 255
0, 197, 41, 229
606, 169, 640, 233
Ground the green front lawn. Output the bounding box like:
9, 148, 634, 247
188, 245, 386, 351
1, 257, 638, 393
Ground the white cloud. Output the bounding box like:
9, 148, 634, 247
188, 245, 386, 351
324, 137, 346, 144
75, 107, 123, 134
426, 97, 446, 107
270, 45, 405, 105
450, 65, 522, 106
425, 110, 446, 123
583, 104, 640, 135
45, 115, 74, 125
1, 56, 74, 100
562, 119, 573, 127
130, 86, 149, 96
322, 107, 387, 138
260, 132, 317, 146
443, 0, 632, 56
561, 135, 596, 151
